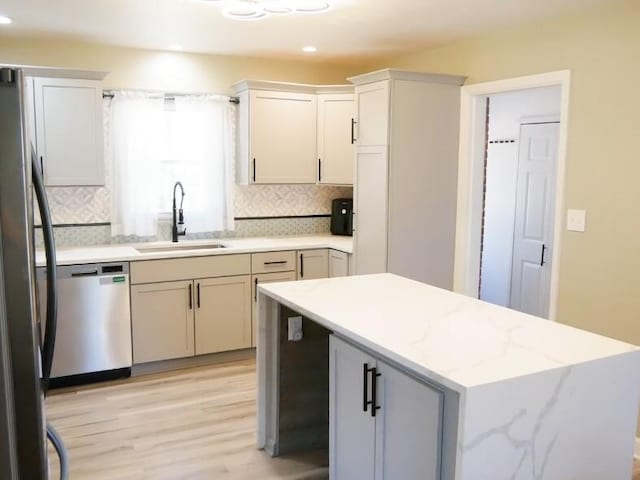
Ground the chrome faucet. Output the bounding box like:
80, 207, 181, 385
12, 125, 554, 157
172, 181, 186, 243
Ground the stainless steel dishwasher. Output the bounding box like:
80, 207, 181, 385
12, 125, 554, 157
37, 262, 132, 386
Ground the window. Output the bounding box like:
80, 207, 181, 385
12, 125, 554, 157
109, 91, 235, 237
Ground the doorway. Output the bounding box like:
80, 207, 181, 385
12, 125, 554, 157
453, 71, 571, 320
479, 87, 561, 317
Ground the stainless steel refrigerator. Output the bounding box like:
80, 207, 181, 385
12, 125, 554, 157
0, 67, 66, 479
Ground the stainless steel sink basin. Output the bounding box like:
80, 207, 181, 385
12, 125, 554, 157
135, 244, 226, 254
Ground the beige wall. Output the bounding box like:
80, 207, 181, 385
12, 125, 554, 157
375, 0, 640, 346
0, 37, 363, 92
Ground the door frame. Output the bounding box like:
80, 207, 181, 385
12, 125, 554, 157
453, 70, 571, 320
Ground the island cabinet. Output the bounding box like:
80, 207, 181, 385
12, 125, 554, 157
130, 254, 252, 364
329, 336, 443, 480
297, 249, 329, 280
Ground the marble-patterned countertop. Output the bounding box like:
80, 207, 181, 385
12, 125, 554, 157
259, 273, 638, 392
36, 234, 353, 267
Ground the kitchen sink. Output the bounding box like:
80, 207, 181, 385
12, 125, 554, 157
135, 243, 226, 254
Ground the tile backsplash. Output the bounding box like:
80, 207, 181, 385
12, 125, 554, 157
42, 183, 352, 225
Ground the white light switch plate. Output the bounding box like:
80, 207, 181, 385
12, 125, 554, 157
567, 209, 586, 232
288, 316, 303, 342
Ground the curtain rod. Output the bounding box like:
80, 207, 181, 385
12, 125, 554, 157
102, 89, 240, 104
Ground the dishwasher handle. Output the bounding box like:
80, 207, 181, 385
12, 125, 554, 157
71, 270, 98, 277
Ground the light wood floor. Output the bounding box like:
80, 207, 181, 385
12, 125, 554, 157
46, 358, 640, 480
46, 359, 328, 480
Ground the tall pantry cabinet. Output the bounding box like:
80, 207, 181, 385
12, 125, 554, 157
348, 69, 465, 289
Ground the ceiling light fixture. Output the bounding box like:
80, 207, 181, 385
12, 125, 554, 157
302, 46, 317, 53
203, 0, 332, 21
0, 15, 13, 25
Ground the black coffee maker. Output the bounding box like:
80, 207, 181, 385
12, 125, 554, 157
330, 198, 353, 236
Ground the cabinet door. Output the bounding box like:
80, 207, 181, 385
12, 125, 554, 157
354, 80, 390, 147
330, 336, 376, 480
195, 275, 251, 355
251, 271, 297, 347
33, 77, 104, 186
318, 93, 355, 185
131, 281, 194, 364
374, 361, 443, 480
329, 249, 349, 277
250, 90, 317, 184
297, 249, 329, 280
354, 145, 388, 275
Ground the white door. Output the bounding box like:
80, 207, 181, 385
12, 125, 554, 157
329, 336, 376, 480
510, 122, 559, 317
250, 90, 317, 184
317, 93, 355, 185
354, 145, 388, 275
354, 80, 389, 146
374, 361, 443, 480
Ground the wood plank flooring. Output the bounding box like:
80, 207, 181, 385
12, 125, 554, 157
46, 358, 328, 480
46, 358, 640, 480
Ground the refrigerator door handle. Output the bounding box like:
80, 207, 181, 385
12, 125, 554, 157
31, 147, 57, 390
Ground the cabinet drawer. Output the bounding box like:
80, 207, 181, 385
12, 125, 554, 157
251, 251, 296, 274
131, 254, 251, 284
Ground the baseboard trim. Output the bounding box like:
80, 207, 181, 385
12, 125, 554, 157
131, 348, 256, 376
635, 437, 640, 459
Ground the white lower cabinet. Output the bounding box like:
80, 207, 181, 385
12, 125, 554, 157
329, 250, 350, 277
251, 270, 297, 346
330, 335, 443, 480
297, 249, 329, 280
131, 280, 195, 364
195, 275, 252, 355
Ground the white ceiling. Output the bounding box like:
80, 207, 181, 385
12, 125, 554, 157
0, 0, 614, 62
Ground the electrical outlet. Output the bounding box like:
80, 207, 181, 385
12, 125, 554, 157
567, 209, 586, 232
288, 316, 303, 342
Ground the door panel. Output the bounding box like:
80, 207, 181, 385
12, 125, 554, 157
330, 336, 376, 480
355, 81, 389, 146
510, 122, 559, 318
131, 280, 194, 363
195, 275, 251, 354
250, 91, 317, 183
375, 361, 443, 480
297, 249, 329, 280
318, 94, 355, 185
354, 146, 388, 275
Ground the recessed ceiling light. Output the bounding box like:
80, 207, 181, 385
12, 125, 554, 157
169, 44, 183, 51
0, 15, 12, 25
302, 46, 317, 53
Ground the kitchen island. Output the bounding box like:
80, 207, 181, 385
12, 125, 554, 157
256, 273, 640, 480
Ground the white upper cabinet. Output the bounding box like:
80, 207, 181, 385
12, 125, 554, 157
353, 80, 389, 147
317, 93, 355, 185
232, 80, 354, 185
249, 90, 317, 184
31, 76, 105, 186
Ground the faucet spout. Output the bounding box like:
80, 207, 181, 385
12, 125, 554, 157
172, 181, 186, 243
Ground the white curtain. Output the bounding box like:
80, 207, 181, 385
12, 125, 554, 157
171, 95, 235, 233
109, 91, 235, 237
110, 91, 165, 237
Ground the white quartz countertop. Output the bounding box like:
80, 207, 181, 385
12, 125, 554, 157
36, 234, 352, 267
258, 273, 638, 392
